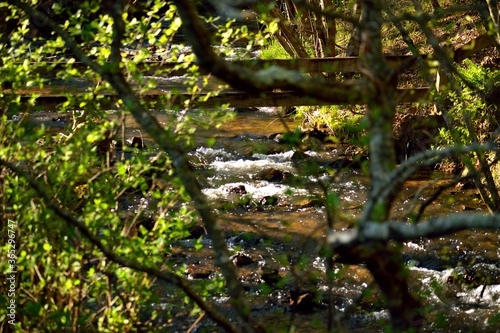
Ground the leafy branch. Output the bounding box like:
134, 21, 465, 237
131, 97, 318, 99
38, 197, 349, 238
7, 0, 253, 330
0, 158, 243, 333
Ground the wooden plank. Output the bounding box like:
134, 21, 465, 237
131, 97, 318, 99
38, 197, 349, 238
32, 56, 419, 77
189, 88, 429, 107
15, 88, 429, 110
237, 56, 420, 73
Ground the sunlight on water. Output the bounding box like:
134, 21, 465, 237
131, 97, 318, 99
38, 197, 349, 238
252, 150, 296, 161
203, 181, 308, 201
211, 158, 296, 175
193, 146, 237, 161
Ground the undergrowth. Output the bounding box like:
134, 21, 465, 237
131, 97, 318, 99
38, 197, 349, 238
297, 105, 365, 143
438, 59, 500, 145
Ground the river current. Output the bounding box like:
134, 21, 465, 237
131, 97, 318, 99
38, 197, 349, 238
28, 106, 500, 332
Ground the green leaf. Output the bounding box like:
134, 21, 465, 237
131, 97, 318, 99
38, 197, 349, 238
206, 137, 216, 147
86, 133, 99, 143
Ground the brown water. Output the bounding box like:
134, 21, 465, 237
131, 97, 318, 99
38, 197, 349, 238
27, 107, 500, 332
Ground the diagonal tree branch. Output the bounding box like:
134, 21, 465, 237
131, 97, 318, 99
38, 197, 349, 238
328, 213, 500, 248
363, 142, 499, 219
109, 0, 126, 73
8, 0, 254, 330
173, 0, 363, 103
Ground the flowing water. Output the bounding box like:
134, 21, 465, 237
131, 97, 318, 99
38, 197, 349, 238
26, 106, 500, 332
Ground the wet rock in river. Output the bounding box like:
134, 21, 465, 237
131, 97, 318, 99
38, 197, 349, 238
290, 150, 308, 161
114, 140, 123, 151
93, 130, 116, 158
138, 217, 156, 232
228, 232, 262, 247
299, 137, 325, 151
294, 198, 324, 209
51, 116, 69, 123
301, 124, 332, 142
259, 267, 281, 285
258, 196, 279, 206
185, 266, 213, 280
267, 133, 283, 141
282, 106, 297, 116
235, 107, 260, 113
187, 224, 207, 239
185, 261, 214, 279
328, 157, 355, 169
231, 252, 254, 266
327, 154, 367, 170
165, 252, 187, 265
227, 184, 247, 194
128, 136, 146, 149
289, 289, 315, 314
256, 168, 288, 182
268, 132, 284, 142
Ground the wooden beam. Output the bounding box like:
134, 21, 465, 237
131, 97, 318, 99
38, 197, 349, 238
15, 88, 429, 110
32, 56, 420, 77
190, 88, 429, 107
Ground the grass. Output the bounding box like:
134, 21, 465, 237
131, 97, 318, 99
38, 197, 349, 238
258, 39, 292, 59
296, 105, 366, 143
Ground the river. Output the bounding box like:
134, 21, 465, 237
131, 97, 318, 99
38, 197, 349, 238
28, 105, 500, 332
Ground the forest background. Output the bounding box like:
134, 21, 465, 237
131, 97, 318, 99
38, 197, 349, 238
1, 0, 499, 332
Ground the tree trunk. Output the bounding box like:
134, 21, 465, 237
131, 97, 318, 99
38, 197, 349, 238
345, 0, 362, 57
319, 0, 336, 57
355, 0, 424, 329
253, 2, 309, 58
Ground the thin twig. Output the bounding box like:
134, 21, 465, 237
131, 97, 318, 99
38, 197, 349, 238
187, 312, 206, 333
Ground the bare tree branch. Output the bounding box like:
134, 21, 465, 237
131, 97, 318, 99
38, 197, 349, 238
363, 142, 499, 220
109, 0, 125, 73
412, 173, 471, 222
328, 213, 500, 248
252, 2, 309, 58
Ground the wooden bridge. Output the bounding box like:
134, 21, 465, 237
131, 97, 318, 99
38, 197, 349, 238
13, 34, 494, 110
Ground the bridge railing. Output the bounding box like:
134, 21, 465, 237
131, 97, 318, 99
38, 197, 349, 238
10, 34, 494, 110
